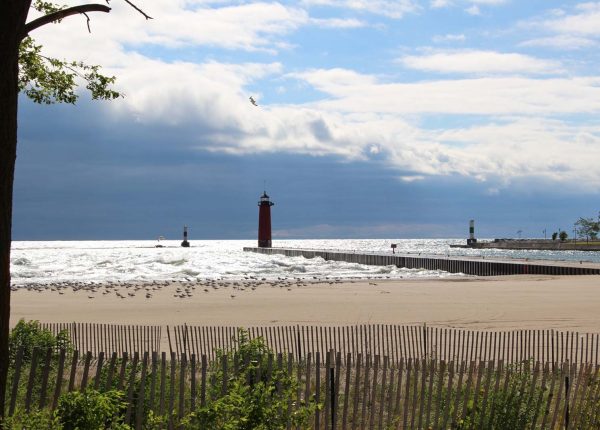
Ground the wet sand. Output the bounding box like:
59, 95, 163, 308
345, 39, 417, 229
9, 275, 600, 332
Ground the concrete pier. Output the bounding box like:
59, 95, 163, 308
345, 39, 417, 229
243, 247, 600, 276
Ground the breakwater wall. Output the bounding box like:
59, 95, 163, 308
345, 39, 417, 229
455, 239, 600, 251
243, 247, 600, 276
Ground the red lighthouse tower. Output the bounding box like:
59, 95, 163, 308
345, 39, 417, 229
258, 191, 274, 248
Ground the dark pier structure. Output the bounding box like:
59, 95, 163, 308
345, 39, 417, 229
243, 247, 600, 276
181, 225, 190, 247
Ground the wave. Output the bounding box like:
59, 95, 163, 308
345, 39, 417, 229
12, 257, 31, 266
10, 238, 599, 286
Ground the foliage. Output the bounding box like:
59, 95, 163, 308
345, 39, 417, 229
9, 319, 71, 364
0, 408, 60, 430
2, 390, 131, 430
56, 389, 131, 430
551, 232, 558, 241
454, 365, 542, 430
576, 371, 600, 429
183, 330, 318, 430
559, 231, 568, 241
575, 216, 600, 241
32, 0, 66, 15
17, 1, 122, 105
92, 354, 155, 428
19, 36, 121, 105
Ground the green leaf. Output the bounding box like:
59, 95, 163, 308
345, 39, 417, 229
18, 36, 123, 105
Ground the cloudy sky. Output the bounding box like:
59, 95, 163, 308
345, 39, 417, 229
13, 0, 600, 240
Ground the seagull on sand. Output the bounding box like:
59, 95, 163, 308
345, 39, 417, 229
249, 96, 258, 106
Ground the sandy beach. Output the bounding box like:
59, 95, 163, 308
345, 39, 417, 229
10, 275, 600, 333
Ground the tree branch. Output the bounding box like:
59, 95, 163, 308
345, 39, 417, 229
123, 0, 153, 20
22, 4, 111, 39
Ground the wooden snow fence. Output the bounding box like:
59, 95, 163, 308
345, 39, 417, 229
40, 322, 162, 355
38, 323, 600, 368
171, 324, 600, 367
5, 346, 600, 429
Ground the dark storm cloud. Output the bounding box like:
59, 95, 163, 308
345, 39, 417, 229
12, 98, 600, 240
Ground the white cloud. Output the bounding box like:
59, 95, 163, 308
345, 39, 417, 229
23, 0, 600, 191
432, 33, 467, 43
400, 175, 426, 182
430, 0, 507, 9
310, 17, 366, 28
430, 0, 452, 8
470, 0, 507, 4
102, 58, 600, 188
531, 2, 600, 36
465, 5, 481, 15
30, 0, 309, 55
399, 50, 562, 75
301, 0, 420, 18
295, 68, 600, 116
519, 35, 596, 50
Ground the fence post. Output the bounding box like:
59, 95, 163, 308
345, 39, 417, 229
565, 375, 570, 429
8, 347, 24, 416
167, 326, 173, 357
330, 365, 335, 430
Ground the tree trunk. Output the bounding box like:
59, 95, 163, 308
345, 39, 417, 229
0, 0, 31, 418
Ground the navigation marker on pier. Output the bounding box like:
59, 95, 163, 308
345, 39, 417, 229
258, 191, 274, 248
467, 219, 477, 245
181, 225, 190, 247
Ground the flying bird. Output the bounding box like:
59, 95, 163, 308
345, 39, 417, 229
249, 96, 258, 106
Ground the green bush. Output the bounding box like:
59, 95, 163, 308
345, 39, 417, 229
182, 330, 318, 430
92, 355, 155, 429
56, 389, 131, 430
2, 390, 131, 430
1, 408, 60, 430
454, 366, 541, 430
9, 319, 71, 363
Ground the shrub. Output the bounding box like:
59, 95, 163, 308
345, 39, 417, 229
9, 319, 71, 363
454, 365, 541, 430
183, 330, 318, 430
56, 389, 131, 430
0, 409, 60, 430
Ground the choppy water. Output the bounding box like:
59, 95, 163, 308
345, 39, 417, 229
9, 239, 600, 286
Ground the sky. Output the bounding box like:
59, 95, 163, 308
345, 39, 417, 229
12, 0, 600, 240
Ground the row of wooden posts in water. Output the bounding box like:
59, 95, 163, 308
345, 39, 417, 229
6, 345, 600, 429
243, 247, 600, 276
40, 323, 600, 366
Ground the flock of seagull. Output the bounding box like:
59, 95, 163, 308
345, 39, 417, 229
10, 276, 377, 300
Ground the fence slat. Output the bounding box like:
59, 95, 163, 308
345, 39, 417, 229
168, 352, 176, 428
80, 351, 92, 391
8, 347, 24, 416
93, 351, 105, 390
38, 347, 53, 410
105, 351, 118, 391
377, 355, 387, 430
179, 352, 187, 419
124, 352, 139, 424
350, 353, 361, 430
24, 348, 41, 413
368, 355, 379, 430
401, 359, 411, 430
360, 354, 371, 430
51, 349, 66, 411
441, 361, 454, 430
135, 352, 149, 430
